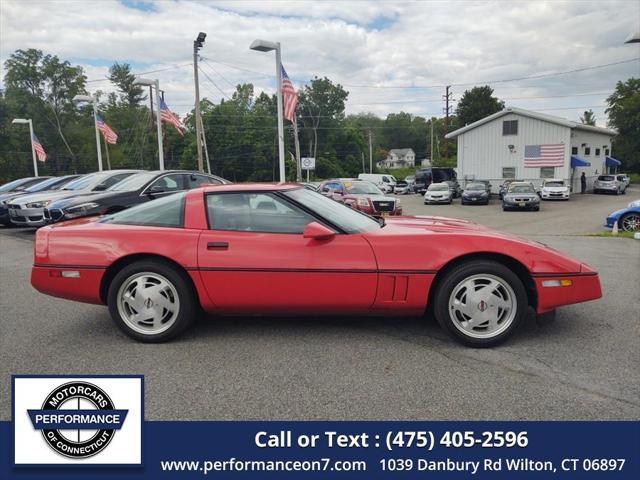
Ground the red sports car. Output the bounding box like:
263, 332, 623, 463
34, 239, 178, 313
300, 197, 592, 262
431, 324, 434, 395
31, 184, 601, 347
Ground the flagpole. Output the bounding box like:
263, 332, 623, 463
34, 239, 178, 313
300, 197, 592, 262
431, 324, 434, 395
102, 132, 111, 170
91, 98, 104, 172
293, 117, 301, 182
27, 119, 39, 177
275, 43, 285, 182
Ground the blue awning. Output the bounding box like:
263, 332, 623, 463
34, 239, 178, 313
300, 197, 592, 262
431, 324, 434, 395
570, 156, 590, 167
606, 156, 621, 167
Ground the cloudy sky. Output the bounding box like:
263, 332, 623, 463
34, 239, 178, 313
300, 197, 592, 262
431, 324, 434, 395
1, 0, 639, 125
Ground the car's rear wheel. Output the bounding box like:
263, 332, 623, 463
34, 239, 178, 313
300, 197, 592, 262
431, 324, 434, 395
107, 260, 196, 342
433, 260, 527, 347
619, 213, 640, 232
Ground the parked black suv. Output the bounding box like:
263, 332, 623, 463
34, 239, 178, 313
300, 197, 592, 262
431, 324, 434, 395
414, 167, 459, 196
44, 170, 229, 223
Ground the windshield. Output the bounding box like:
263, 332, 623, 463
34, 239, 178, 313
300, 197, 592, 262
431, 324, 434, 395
62, 173, 103, 190
0, 178, 35, 192
345, 182, 383, 195
405, 176, 415, 182
24, 176, 69, 192
544, 181, 564, 187
107, 172, 157, 192
283, 188, 380, 234
465, 183, 486, 191
428, 184, 449, 191
598, 175, 614, 181
508, 184, 535, 194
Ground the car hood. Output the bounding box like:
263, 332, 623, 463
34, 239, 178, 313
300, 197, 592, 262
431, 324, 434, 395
425, 190, 450, 195
344, 194, 395, 201
462, 190, 487, 196
0, 191, 28, 203
48, 190, 131, 209
7, 190, 95, 206
542, 186, 568, 192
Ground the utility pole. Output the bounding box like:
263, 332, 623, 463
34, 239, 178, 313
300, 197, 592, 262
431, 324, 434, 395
200, 116, 211, 174
368, 129, 373, 173
442, 86, 453, 158
430, 117, 435, 164
193, 32, 206, 173
361, 151, 365, 173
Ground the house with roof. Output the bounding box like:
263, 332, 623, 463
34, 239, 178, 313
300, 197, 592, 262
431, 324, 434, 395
444, 107, 619, 193
378, 148, 415, 169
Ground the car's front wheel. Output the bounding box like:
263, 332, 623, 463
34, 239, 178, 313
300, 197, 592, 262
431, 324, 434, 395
433, 260, 527, 347
619, 213, 640, 232
107, 260, 196, 342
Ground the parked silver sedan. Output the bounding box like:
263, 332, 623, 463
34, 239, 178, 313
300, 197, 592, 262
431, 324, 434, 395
424, 182, 453, 204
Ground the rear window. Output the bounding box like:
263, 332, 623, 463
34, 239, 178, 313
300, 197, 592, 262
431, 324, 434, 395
598, 175, 615, 181
101, 192, 185, 228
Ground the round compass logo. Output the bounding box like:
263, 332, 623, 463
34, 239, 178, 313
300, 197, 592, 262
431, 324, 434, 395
36, 381, 120, 458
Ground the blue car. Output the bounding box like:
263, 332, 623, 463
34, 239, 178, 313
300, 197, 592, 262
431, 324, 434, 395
605, 199, 640, 232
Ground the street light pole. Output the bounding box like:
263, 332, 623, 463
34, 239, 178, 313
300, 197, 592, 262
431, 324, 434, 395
193, 32, 206, 173
134, 78, 165, 170
73, 93, 103, 171
12, 118, 39, 176
250, 39, 285, 182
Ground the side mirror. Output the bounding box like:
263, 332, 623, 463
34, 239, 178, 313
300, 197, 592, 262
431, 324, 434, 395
94, 183, 108, 191
303, 222, 335, 241
148, 185, 164, 195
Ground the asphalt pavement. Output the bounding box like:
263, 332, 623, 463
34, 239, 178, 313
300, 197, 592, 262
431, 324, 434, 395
1, 187, 638, 421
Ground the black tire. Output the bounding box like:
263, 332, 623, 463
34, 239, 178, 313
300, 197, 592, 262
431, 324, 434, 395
107, 260, 196, 342
433, 260, 528, 347
619, 213, 640, 232
533, 206, 540, 211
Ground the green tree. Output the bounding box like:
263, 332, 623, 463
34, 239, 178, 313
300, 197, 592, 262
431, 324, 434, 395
108, 62, 146, 107
606, 78, 640, 172
455, 85, 504, 127
580, 109, 596, 126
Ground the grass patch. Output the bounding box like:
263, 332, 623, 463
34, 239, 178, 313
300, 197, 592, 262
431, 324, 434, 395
628, 173, 640, 184
589, 231, 637, 239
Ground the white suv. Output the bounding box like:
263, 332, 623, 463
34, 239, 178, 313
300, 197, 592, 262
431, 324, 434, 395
593, 175, 623, 195
540, 178, 570, 200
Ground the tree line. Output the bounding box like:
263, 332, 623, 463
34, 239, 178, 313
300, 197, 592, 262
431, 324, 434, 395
1, 49, 638, 183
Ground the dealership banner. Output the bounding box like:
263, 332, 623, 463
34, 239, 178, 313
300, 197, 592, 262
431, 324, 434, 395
3, 376, 638, 479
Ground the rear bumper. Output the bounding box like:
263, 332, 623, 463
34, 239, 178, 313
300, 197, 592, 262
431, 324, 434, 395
534, 268, 602, 314
31, 265, 105, 304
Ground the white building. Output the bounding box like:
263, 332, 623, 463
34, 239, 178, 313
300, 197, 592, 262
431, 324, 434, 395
378, 148, 415, 169
445, 107, 619, 193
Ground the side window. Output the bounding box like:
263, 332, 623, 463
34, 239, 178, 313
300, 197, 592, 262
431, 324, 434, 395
540, 167, 555, 179
190, 174, 221, 188
206, 193, 316, 234
148, 174, 185, 193
571, 147, 578, 155
382, 176, 390, 182
502, 120, 518, 135
502, 167, 516, 179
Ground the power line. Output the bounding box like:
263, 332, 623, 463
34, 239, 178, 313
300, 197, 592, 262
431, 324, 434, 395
86, 62, 193, 83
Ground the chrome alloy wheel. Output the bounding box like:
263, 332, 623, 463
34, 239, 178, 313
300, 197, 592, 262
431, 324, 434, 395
621, 214, 640, 232
448, 273, 517, 339
116, 272, 180, 335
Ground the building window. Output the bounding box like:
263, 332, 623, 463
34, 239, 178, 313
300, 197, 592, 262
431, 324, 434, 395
502, 167, 516, 179
584, 147, 591, 155
605, 148, 610, 156
502, 120, 518, 136
595, 148, 601, 156
571, 147, 578, 155
540, 167, 555, 179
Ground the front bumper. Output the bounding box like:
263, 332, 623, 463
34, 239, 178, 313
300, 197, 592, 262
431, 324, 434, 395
541, 191, 569, 199
462, 195, 489, 203
9, 206, 46, 226
503, 199, 539, 209
534, 268, 602, 314
424, 196, 451, 204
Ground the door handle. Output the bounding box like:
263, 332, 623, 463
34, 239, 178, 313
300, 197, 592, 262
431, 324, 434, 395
207, 241, 229, 250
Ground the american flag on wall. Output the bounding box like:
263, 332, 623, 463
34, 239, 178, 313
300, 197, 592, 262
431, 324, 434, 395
160, 99, 184, 136
96, 115, 118, 144
281, 66, 298, 122
523, 144, 565, 167
32, 133, 46, 162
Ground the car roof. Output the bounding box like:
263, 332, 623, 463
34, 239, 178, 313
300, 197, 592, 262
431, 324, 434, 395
200, 183, 301, 193
544, 178, 564, 182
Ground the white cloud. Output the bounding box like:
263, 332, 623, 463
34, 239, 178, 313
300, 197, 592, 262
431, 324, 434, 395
1, 0, 638, 124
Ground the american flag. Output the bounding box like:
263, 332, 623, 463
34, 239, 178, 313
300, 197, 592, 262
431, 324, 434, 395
281, 66, 298, 122
524, 144, 565, 167
32, 133, 46, 162
160, 99, 184, 136
96, 115, 118, 144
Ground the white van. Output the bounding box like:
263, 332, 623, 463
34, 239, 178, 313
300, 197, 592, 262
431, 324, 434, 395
357, 173, 397, 193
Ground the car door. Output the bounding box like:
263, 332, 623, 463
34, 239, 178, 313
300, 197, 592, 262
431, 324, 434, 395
197, 191, 378, 313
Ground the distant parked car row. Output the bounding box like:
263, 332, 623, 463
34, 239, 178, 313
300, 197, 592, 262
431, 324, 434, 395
0, 170, 229, 227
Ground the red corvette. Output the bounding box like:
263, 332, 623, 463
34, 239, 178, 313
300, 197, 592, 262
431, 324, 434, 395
31, 184, 602, 347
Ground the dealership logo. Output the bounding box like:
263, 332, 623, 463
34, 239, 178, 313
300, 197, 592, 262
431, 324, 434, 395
13, 375, 143, 466
27, 381, 128, 459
